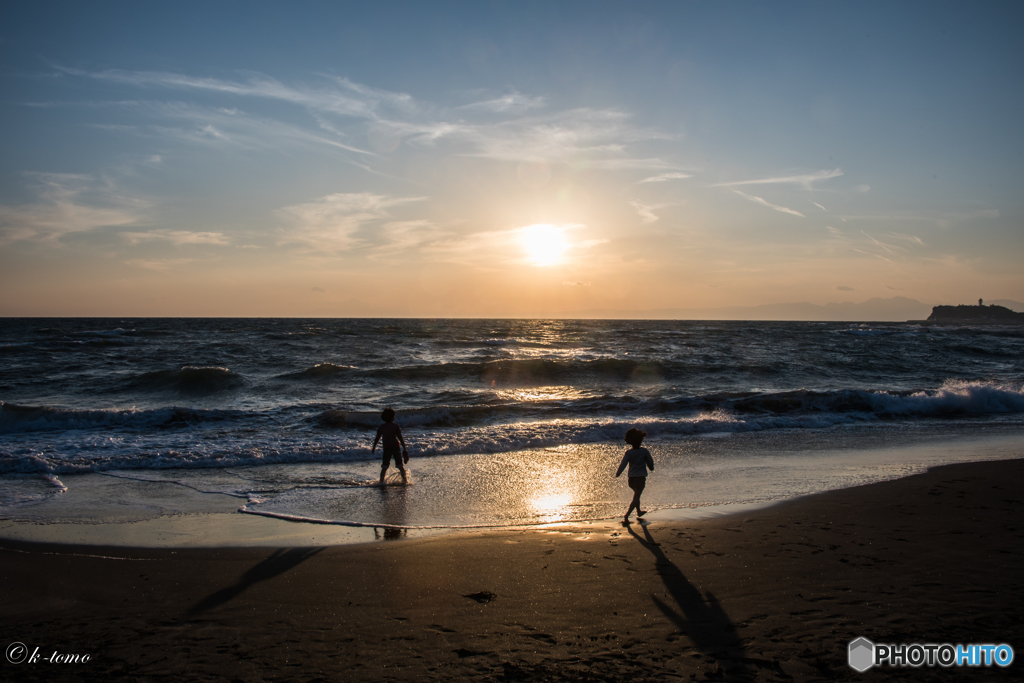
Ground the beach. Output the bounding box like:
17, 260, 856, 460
3, 457, 1021, 682
2, 317, 1023, 680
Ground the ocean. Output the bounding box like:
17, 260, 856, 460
2, 318, 1023, 535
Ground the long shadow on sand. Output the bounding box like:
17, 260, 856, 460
627, 522, 753, 681
187, 547, 324, 617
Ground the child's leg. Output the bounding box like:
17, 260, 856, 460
625, 477, 646, 519
626, 488, 641, 517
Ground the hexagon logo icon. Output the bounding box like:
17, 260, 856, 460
848, 637, 875, 672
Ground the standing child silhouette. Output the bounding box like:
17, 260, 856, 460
372, 407, 409, 485
616, 427, 654, 522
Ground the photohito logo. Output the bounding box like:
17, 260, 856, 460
848, 637, 1014, 671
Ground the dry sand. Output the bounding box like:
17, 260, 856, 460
2, 458, 1022, 682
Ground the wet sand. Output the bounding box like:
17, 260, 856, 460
2, 458, 1022, 682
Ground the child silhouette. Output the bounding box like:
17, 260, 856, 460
371, 407, 409, 484
615, 427, 654, 522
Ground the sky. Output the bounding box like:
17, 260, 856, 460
1, 1, 1022, 317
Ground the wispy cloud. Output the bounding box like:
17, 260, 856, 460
121, 229, 230, 246
415, 227, 522, 267
835, 207, 999, 228
458, 90, 545, 114
626, 200, 659, 224
636, 171, 693, 184
713, 168, 843, 189
60, 67, 676, 171
123, 257, 195, 271
63, 68, 391, 120
834, 213, 932, 223
850, 247, 898, 266
0, 173, 148, 243
372, 219, 445, 253
809, 200, 828, 211
730, 189, 805, 217
848, 227, 929, 266
277, 192, 427, 251
584, 157, 679, 170
861, 230, 901, 256
134, 101, 376, 157
860, 229, 917, 255
430, 109, 677, 167
884, 232, 925, 246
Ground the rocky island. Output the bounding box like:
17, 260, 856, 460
912, 300, 1024, 324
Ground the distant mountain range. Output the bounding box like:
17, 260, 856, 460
571, 297, 1024, 322
989, 299, 1024, 311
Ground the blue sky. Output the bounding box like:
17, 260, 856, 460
1, 1, 1021, 316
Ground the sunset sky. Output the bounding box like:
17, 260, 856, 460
1, 1, 1021, 317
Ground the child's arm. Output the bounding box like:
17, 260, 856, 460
646, 452, 654, 471
371, 429, 381, 453
615, 452, 629, 477
399, 426, 409, 464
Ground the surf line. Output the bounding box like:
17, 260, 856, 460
237, 506, 631, 530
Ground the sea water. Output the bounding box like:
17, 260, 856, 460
1, 318, 1022, 533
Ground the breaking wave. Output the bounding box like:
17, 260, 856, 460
126, 366, 245, 395
280, 363, 357, 380
0, 403, 246, 434
2, 380, 1020, 476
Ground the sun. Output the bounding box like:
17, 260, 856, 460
519, 224, 569, 266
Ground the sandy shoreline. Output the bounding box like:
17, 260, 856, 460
5, 429, 1023, 549
3, 457, 1022, 681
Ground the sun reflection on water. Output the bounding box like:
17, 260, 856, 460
529, 491, 574, 521
495, 386, 584, 402
525, 453, 591, 522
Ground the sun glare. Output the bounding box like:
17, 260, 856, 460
519, 224, 569, 266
